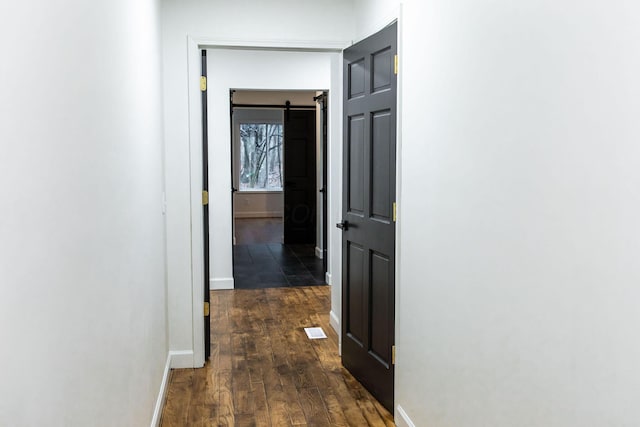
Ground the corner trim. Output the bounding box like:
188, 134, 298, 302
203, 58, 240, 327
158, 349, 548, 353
396, 405, 416, 427
150, 353, 172, 427
329, 310, 340, 335
210, 277, 234, 290
325, 271, 332, 285
315, 246, 323, 259
169, 350, 195, 369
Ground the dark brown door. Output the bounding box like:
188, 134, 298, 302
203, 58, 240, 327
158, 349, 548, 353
201, 50, 211, 360
318, 92, 329, 273
284, 110, 317, 244
340, 22, 397, 412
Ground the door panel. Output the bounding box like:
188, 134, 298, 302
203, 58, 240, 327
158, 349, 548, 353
349, 59, 366, 98
372, 48, 392, 92
341, 22, 397, 413
346, 242, 366, 346
370, 251, 392, 366
288, 138, 309, 177
371, 110, 392, 220
284, 110, 316, 244
348, 115, 365, 214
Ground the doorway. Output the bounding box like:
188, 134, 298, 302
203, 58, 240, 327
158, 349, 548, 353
230, 90, 328, 289
186, 43, 343, 368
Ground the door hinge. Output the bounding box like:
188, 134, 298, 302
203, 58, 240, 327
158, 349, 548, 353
203, 302, 210, 317
392, 345, 396, 365
200, 76, 207, 91
202, 190, 209, 206
393, 202, 397, 222
394, 54, 398, 75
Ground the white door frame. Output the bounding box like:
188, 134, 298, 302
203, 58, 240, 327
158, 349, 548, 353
186, 37, 348, 367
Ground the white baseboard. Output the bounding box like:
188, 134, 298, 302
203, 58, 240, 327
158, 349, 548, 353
325, 271, 331, 286
210, 277, 234, 290
315, 246, 323, 259
330, 309, 341, 355
396, 405, 416, 427
150, 353, 172, 427
169, 350, 194, 369
234, 212, 283, 218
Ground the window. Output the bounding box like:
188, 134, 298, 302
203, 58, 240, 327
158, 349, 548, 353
239, 123, 283, 191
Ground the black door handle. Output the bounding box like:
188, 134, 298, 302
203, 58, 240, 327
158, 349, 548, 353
336, 220, 349, 231
232, 187, 238, 193
319, 188, 325, 193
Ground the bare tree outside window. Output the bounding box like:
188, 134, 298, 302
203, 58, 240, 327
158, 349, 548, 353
239, 123, 283, 190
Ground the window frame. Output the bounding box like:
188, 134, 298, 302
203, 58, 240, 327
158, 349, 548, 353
232, 109, 284, 193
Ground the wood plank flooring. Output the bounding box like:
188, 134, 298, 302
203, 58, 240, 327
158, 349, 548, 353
161, 286, 394, 426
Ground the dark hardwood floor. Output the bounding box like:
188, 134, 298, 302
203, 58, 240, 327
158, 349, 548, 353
160, 286, 395, 426
234, 244, 325, 289
233, 219, 325, 289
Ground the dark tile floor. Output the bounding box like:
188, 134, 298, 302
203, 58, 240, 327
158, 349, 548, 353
233, 243, 326, 289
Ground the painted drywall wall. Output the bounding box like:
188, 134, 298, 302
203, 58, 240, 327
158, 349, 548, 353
207, 49, 337, 287
234, 192, 284, 218
161, 0, 352, 365
356, 0, 640, 425
0, 0, 168, 425
352, 0, 401, 41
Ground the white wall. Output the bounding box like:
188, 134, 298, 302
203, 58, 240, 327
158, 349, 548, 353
356, 0, 640, 425
352, 0, 401, 41
0, 0, 168, 425
234, 192, 284, 218
161, 0, 353, 366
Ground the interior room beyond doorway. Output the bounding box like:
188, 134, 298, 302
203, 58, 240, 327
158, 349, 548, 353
231, 90, 327, 289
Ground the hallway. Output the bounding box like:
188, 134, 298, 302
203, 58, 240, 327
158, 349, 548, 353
160, 286, 394, 426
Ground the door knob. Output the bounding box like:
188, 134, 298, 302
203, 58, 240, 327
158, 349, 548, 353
336, 220, 349, 231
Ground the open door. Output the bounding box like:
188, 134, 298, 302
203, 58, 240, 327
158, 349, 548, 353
201, 50, 211, 360
316, 92, 329, 274
339, 22, 397, 412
